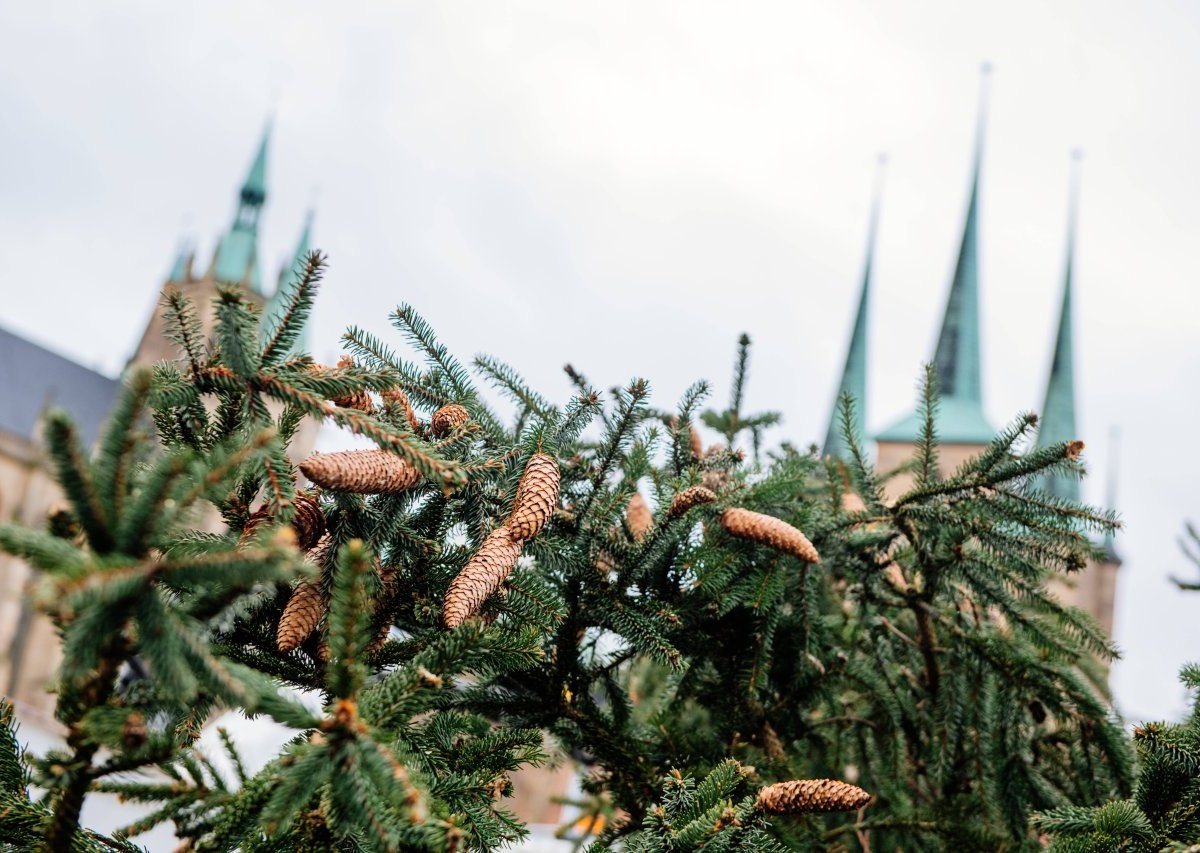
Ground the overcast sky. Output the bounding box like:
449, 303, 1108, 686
3, 1, 1199, 722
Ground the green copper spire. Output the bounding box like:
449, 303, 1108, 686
262, 211, 314, 357
823, 156, 884, 458
878, 67, 994, 445
1035, 155, 1082, 501
211, 123, 271, 292
166, 238, 193, 284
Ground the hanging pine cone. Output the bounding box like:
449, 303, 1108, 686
756, 779, 871, 814
627, 492, 653, 542
238, 503, 273, 546
507, 453, 561, 541
300, 450, 421, 494
668, 485, 717, 518
720, 508, 821, 563
443, 527, 522, 629
290, 492, 327, 551
430, 404, 470, 437
277, 580, 325, 652
238, 494, 326, 551
689, 424, 703, 459
330, 355, 374, 412
1066, 439, 1085, 460
382, 386, 423, 434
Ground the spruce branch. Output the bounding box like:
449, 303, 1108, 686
261, 249, 326, 367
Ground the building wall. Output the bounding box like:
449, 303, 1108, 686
0, 431, 66, 724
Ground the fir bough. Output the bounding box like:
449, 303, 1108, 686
0, 257, 1133, 850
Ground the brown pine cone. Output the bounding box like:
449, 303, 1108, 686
430, 404, 470, 437
720, 508, 821, 563
238, 493, 326, 551
238, 503, 273, 546
382, 386, 423, 434
507, 453, 561, 541
300, 450, 421, 494
627, 492, 653, 542
443, 527, 522, 629
277, 580, 324, 652
291, 493, 327, 551
331, 356, 374, 412
756, 779, 871, 814
668, 486, 717, 518
689, 425, 703, 459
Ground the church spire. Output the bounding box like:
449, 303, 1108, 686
166, 236, 193, 284
931, 67, 989, 406
877, 66, 995, 445
263, 210, 315, 357
210, 122, 271, 292
1035, 153, 1082, 501
823, 155, 885, 458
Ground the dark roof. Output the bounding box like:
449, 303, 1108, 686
0, 325, 120, 448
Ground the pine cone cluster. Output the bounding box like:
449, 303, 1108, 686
430, 404, 470, 437
720, 507, 821, 563
668, 486, 717, 518
443, 452, 562, 628
382, 386, 423, 434
443, 527, 523, 629
300, 450, 421, 494
627, 492, 653, 542
755, 779, 871, 814
507, 453, 560, 540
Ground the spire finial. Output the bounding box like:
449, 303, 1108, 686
241, 119, 271, 206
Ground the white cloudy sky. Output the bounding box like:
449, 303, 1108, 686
3, 1, 1199, 722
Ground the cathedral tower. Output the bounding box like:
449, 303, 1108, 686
128, 126, 320, 461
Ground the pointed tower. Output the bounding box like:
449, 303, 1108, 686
1036, 158, 1120, 644
166, 238, 194, 285
823, 156, 885, 459
129, 123, 308, 380
262, 211, 315, 358
875, 68, 994, 493
1034, 153, 1081, 502
210, 124, 270, 292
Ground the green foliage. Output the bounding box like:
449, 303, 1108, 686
0, 263, 1132, 851
1034, 665, 1200, 851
